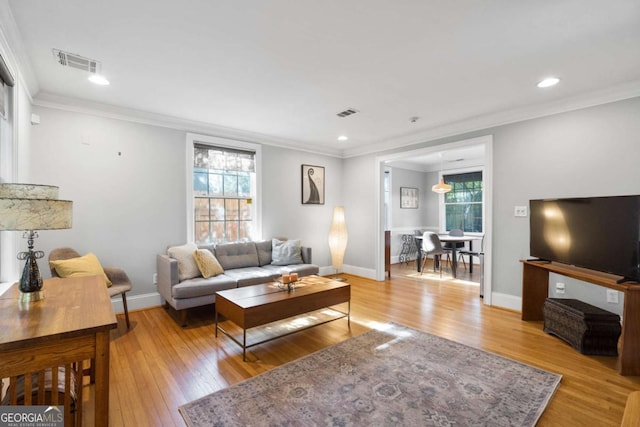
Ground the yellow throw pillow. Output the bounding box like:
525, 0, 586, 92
50, 252, 112, 287
193, 249, 224, 279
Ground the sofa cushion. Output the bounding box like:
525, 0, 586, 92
255, 240, 273, 266
193, 249, 224, 278
261, 264, 320, 277
214, 242, 260, 270
168, 243, 201, 281
172, 274, 237, 299
271, 239, 303, 266
223, 267, 280, 287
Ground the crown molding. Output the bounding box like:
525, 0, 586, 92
32, 92, 344, 158
31, 79, 640, 161
343, 80, 640, 158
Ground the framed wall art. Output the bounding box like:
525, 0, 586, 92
301, 164, 325, 205
400, 187, 418, 209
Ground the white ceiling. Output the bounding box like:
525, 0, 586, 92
5, 1, 640, 158
386, 144, 485, 173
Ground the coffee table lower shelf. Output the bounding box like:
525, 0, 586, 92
215, 305, 350, 361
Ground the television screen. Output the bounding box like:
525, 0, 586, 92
529, 195, 640, 282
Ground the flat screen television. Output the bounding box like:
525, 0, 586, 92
529, 195, 640, 283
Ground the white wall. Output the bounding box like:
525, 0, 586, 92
28, 107, 186, 307
261, 145, 343, 269
341, 96, 640, 313
25, 106, 344, 308
387, 167, 431, 261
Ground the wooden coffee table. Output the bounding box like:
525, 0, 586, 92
215, 275, 350, 361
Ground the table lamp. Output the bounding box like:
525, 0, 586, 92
0, 184, 73, 302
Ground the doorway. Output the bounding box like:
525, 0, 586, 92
375, 135, 493, 305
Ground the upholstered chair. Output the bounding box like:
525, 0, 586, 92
49, 247, 132, 329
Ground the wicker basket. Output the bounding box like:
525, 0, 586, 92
543, 298, 621, 356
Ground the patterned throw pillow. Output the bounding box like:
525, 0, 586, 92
193, 249, 224, 278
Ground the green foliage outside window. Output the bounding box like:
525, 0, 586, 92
443, 171, 483, 233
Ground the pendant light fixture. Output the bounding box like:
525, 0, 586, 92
431, 153, 452, 194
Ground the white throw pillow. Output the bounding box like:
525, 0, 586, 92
271, 239, 303, 266
168, 243, 201, 281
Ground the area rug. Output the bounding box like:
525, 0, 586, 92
179, 323, 561, 426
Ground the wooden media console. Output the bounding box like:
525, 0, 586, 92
521, 260, 640, 375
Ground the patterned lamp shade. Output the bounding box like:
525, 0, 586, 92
0, 184, 72, 230
0, 183, 72, 301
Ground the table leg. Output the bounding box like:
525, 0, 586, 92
242, 329, 247, 362
215, 310, 218, 337
469, 241, 474, 274
451, 248, 458, 278
416, 243, 422, 272
94, 331, 110, 427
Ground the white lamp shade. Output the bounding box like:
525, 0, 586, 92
0, 184, 73, 230
328, 206, 348, 270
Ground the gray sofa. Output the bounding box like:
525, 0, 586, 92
157, 240, 319, 325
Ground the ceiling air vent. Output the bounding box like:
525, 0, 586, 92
52, 49, 100, 73
336, 108, 359, 118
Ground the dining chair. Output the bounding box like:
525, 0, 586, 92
457, 235, 485, 271
420, 232, 451, 277
443, 229, 467, 270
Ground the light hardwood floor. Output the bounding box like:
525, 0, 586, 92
93, 261, 640, 426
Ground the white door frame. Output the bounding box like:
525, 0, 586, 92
374, 134, 494, 306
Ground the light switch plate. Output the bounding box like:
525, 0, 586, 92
514, 206, 528, 217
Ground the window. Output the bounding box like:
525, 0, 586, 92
443, 171, 483, 233
188, 135, 260, 244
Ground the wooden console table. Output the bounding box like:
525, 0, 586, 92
0, 276, 117, 426
521, 260, 640, 375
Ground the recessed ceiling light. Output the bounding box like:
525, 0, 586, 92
337, 135, 348, 141
88, 74, 110, 85
537, 77, 560, 88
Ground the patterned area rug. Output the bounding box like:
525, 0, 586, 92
179, 323, 561, 426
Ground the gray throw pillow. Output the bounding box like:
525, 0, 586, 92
271, 239, 303, 266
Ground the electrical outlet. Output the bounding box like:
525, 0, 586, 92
153, 273, 158, 284
514, 206, 528, 217
555, 282, 565, 295
606, 289, 619, 304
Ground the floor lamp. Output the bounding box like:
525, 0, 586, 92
0, 184, 73, 303
328, 206, 348, 280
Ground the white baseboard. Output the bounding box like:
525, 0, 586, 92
490, 292, 522, 312
111, 291, 162, 313
319, 264, 376, 280
343, 264, 377, 280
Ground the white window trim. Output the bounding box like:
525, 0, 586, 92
437, 166, 485, 235
186, 133, 262, 243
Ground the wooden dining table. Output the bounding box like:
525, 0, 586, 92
415, 234, 481, 278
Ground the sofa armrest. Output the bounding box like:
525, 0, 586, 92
301, 247, 312, 264
157, 254, 179, 301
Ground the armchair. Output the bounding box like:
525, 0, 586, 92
49, 247, 132, 329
